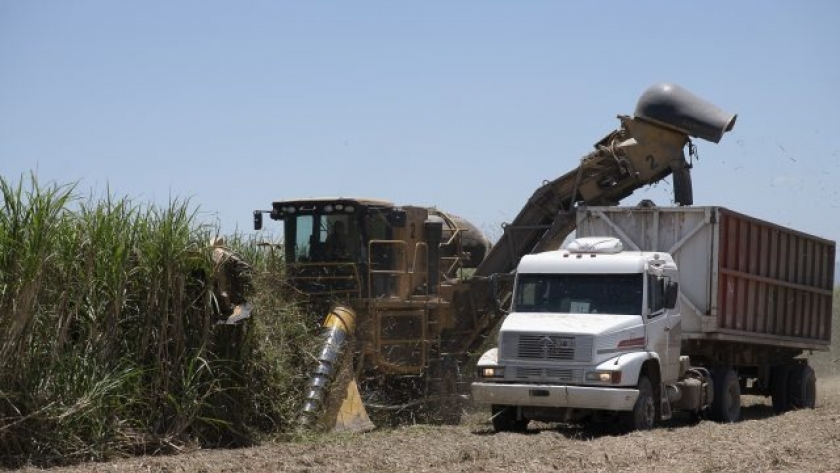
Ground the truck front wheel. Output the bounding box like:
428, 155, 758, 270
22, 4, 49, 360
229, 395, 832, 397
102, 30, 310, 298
491, 405, 528, 433
623, 375, 656, 431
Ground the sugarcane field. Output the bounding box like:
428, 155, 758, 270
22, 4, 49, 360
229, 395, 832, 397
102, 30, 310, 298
1, 175, 838, 473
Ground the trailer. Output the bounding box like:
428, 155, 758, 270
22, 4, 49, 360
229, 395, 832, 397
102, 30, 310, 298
577, 205, 834, 361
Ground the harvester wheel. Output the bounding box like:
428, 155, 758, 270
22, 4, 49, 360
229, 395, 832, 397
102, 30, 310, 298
491, 405, 528, 433
787, 364, 816, 409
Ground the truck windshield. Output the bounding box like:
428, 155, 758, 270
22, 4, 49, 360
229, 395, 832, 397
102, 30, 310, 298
513, 273, 643, 315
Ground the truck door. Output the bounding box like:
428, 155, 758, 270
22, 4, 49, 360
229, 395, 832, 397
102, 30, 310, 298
646, 274, 681, 383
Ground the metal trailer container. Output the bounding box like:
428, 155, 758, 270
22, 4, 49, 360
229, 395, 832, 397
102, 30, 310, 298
576, 206, 835, 365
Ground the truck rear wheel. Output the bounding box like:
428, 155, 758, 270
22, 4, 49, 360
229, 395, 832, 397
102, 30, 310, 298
770, 365, 790, 413
623, 375, 656, 431
491, 405, 528, 433
787, 364, 816, 409
710, 368, 740, 423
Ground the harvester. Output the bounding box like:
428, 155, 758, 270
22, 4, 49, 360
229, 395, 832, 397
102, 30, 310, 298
251, 83, 737, 431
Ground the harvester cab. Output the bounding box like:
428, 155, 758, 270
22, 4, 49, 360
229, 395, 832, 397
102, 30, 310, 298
254, 198, 488, 301
255, 198, 392, 299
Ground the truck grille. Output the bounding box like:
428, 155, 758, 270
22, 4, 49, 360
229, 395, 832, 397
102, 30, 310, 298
501, 333, 593, 362
514, 367, 583, 383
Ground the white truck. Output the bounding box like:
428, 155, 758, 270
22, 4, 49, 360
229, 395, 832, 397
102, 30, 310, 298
472, 205, 835, 431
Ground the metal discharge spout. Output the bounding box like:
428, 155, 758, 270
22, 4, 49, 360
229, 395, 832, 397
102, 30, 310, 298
634, 83, 737, 144
473, 83, 737, 279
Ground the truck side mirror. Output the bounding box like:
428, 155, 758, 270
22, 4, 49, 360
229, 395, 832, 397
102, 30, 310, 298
253, 211, 263, 231
665, 281, 679, 309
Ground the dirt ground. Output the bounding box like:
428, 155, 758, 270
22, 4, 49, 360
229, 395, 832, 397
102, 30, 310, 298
19, 377, 840, 473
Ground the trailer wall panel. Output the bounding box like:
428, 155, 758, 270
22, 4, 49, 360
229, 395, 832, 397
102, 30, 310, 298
577, 206, 835, 350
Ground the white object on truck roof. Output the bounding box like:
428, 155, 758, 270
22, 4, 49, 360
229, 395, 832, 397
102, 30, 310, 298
566, 237, 623, 254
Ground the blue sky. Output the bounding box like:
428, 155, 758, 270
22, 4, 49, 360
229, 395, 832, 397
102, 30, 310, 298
2, 2, 839, 256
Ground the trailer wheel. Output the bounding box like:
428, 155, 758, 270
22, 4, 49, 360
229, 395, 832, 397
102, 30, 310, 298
770, 365, 791, 413
787, 364, 816, 409
491, 405, 528, 433
710, 368, 740, 423
623, 376, 656, 431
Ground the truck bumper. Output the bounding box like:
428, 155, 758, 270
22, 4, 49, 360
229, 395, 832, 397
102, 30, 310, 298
471, 382, 639, 411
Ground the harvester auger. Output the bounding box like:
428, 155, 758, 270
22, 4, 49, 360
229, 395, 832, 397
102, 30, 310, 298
251, 83, 736, 432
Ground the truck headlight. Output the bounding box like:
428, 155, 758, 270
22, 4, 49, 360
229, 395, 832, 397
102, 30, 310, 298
479, 367, 505, 379
585, 370, 622, 384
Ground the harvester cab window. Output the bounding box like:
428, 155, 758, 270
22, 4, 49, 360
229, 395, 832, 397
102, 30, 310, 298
365, 212, 390, 240
321, 215, 358, 261
293, 215, 314, 262
365, 210, 399, 297
285, 213, 360, 263
365, 211, 394, 267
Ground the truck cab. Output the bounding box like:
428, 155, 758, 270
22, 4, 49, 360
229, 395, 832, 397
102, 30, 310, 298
472, 237, 687, 431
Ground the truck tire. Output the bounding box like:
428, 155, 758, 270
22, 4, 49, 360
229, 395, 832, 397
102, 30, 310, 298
623, 375, 656, 431
491, 405, 528, 433
770, 365, 791, 413
710, 368, 740, 423
787, 364, 816, 409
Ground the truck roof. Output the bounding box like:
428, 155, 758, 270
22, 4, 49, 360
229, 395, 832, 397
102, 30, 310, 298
517, 248, 675, 274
